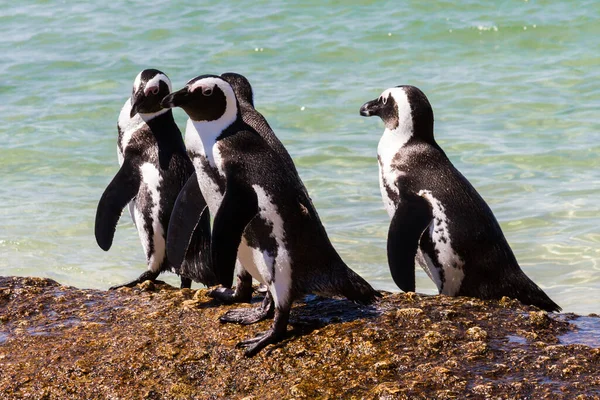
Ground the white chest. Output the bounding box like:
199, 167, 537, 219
192, 156, 224, 216
185, 119, 227, 216
377, 129, 409, 218
117, 99, 145, 164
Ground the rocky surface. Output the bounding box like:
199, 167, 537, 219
0, 276, 599, 399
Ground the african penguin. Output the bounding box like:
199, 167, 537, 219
359, 85, 560, 312
95, 69, 215, 290
161, 75, 379, 356
166, 73, 314, 306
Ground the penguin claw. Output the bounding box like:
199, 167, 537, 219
237, 328, 283, 357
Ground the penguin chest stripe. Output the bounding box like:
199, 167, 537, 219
139, 163, 165, 272
193, 156, 224, 215
418, 190, 465, 296
377, 134, 407, 218
379, 165, 401, 218
251, 185, 292, 308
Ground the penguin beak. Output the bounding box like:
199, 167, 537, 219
130, 92, 145, 118
359, 99, 381, 117
160, 87, 189, 109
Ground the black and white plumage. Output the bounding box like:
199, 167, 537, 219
95, 69, 215, 290
166, 73, 316, 305
360, 85, 560, 312
162, 75, 379, 356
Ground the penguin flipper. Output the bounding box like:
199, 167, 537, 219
387, 192, 433, 293
95, 159, 141, 251
166, 172, 210, 270
212, 174, 259, 288
179, 207, 217, 285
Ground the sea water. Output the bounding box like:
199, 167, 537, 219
1, 1, 598, 314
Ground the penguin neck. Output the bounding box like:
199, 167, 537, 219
380, 124, 413, 151
145, 110, 182, 144
381, 123, 437, 150
138, 107, 170, 122
145, 110, 186, 169
185, 107, 240, 168
188, 100, 238, 144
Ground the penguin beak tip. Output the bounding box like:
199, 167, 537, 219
359, 104, 372, 117
159, 96, 172, 109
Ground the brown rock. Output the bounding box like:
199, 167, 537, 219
0, 276, 598, 399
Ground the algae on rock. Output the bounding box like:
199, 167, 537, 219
0, 276, 599, 399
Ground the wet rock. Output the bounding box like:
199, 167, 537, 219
395, 307, 424, 320
466, 326, 488, 341
530, 310, 551, 328
0, 276, 599, 399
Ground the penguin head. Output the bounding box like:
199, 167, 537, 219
129, 69, 173, 118
360, 85, 434, 142
161, 75, 238, 123
221, 72, 254, 107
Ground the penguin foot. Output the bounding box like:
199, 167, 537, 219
109, 279, 165, 291
211, 270, 255, 303
220, 308, 270, 325
236, 306, 290, 357
256, 284, 268, 294
219, 292, 274, 325
180, 277, 192, 289
210, 285, 253, 304
108, 271, 161, 290
236, 329, 281, 357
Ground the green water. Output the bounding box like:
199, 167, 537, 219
1, 1, 598, 314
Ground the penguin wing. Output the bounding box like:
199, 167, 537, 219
166, 172, 210, 269
179, 208, 217, 285
387, 191, 433, 292
211, 171, 259, 288
95, 158, 141, 251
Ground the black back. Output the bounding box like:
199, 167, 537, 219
365, 85, 560, 312
214, 120, 379, 304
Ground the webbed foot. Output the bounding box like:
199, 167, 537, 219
109, 270, 161, 290
236, 307, 289, 357
209, 270, 254, 303
219, 292, 274, 325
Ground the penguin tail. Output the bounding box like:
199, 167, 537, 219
519, 285, 561, 313
174, 212, 218, 287
506, 275, 562, 313
333, 262, 381, 305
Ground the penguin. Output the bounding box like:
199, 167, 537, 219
95, 69, 215, 290
359, 85, 561, 312
161, 75, 379, 356
166, 73, 310, 307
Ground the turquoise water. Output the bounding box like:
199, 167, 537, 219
1, 1, 599, 314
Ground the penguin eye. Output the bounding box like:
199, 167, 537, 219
150, 87, 159, 95
202, 87, 213, 96
382, 95, 388, 105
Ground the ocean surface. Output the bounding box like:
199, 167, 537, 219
1, 1, 598, 315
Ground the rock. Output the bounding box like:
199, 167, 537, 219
0, 276, 599, 399
530, 310, 551, 327
138, 280, 156, 292
395, 307, 424, 320
466, 326, 488, 341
